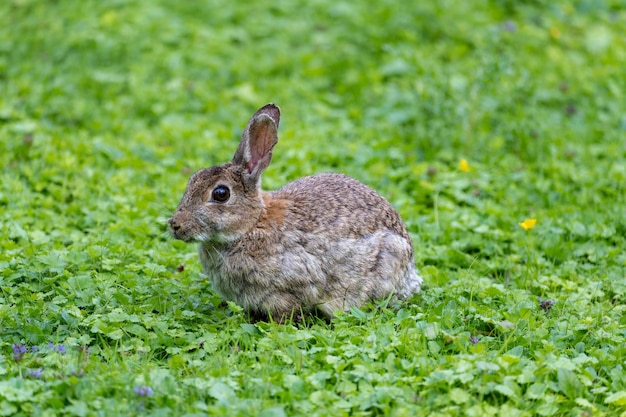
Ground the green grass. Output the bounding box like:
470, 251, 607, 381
1, 0, 625, 415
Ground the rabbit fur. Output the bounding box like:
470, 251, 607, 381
168, 104, 422, 321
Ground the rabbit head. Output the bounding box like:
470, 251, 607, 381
168, 104, 280, 243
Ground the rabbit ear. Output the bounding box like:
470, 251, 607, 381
247, 103, 280, 130
232, 104, 280, 184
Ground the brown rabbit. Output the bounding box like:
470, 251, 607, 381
168, 104, 422, 321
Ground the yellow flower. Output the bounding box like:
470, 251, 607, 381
459, 159, 470, 172
519, 218, 537, 230
550, 27, 561, 39
100, 11, 118, 26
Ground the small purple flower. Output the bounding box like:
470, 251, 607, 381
469, 336, 479, 344
31, 346, 39, 353
12, 344, 28, 354
47, 342, 67, 354
501, 20, 518, 33
134, 385, 153, 397
540, 299, 555, 312
12, 344, 28, 361
28, 368, 43, 378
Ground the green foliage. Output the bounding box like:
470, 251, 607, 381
1, 0, 625, 415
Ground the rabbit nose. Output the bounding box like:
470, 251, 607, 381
168, 217, 180, 231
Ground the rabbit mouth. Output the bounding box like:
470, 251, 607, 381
167, 216, 197, 242
168, 224, 236, 245
169, 227, 195, 243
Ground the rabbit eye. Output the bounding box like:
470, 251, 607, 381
211, 185, 230, 202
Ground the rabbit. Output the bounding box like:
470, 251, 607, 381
168, 103, 422, 322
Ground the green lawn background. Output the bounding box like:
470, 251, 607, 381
1, 0, 625, 416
